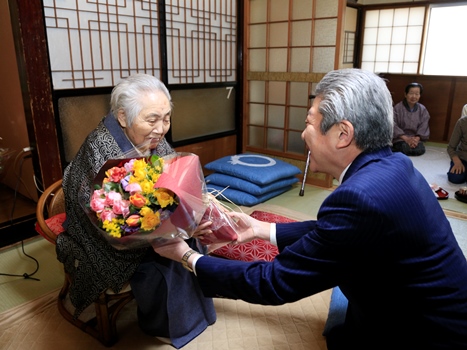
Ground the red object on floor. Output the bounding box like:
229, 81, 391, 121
210, 210, 296, 262
430, 184, 449, 200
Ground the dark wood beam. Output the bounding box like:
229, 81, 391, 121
9, 0, 62, 188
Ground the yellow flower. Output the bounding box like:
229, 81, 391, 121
147, 167, 162, 183
140, 178, 155, 195
155, 188, 175, 208
139, 206, 152, 216
140, 207, 161, 231
102, 218, 124, 238
132, 159, 148, 182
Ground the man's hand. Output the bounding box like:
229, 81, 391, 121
227, 211, 271, 244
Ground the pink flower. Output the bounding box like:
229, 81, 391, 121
105, 190, 122, 206
100, 208, 117, 222
90, 189, 106, 213
124, 159, 136, 172
125, 182, 142, 194
112, 199, 130, 217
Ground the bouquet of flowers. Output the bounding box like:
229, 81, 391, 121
89, 155, 177, 238
83, 151, 239, 250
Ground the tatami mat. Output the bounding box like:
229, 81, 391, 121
0, 288, 331, 350
0, 237, 63, 313
0, 202, 329, 350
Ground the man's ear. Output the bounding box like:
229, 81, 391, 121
117, 109, 127, 128
336, 120, 354, 149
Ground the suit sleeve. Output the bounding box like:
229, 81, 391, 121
194, 188, 379, 305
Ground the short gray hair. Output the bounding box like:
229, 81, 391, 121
315, 68, 393, 152
110, 73, 173, 127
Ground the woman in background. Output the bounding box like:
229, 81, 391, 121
447, 111, 467, 185
57, 73, 216, 348
392, 82, 430, 156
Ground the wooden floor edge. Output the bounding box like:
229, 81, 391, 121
443, 209, 467, 221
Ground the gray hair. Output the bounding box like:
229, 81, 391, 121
110, 73, 173, 127
315, 68, 393, 152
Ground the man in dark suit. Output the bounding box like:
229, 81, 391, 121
154, 69, 467, 349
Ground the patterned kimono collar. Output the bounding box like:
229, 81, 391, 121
403, 99, 419, 112
103, 112, 135, 154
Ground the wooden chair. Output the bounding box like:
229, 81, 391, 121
35, 179, 134, 347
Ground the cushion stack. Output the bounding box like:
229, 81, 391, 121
204, 154, 301, 206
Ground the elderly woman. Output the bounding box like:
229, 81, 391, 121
57, 74, 216, 348
392, 82, 430, 156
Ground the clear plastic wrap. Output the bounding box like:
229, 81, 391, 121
198, 194, 239, 251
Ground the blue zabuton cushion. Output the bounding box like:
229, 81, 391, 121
206, 173, 298, 196
204, 154, 301, 185
207, 184, 293, 207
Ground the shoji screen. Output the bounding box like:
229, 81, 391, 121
245, 0, 340, 157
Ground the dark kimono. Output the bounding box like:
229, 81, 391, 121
57, 114, 216, 348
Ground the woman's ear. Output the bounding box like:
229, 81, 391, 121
117, 109, 127, 128
336, 120, 354, 149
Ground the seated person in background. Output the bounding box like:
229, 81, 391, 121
392, 82, 430, 156
57, 73, 215, 349
447, 112, 467, 184
155, 69, 467, 350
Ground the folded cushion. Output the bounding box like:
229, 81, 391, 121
322, 286, 348, 336
34, 212, 66, 244
208, 184, 292, 207
204, 154, 301, 185
206, 173, 298, 196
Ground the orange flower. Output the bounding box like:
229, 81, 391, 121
125, 214, 140, 227
130, 193, 147, 208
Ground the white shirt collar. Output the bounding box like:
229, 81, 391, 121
338, 162, 352, 184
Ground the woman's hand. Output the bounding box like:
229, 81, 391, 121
151, 237, 190, 261
402, 135, 419, 148
450, 157, 465, 174
409, 136, 419, 148
401, 135, 419, 148
192, 220, 212, 238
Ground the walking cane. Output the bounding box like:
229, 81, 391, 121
299, 150, 311, 196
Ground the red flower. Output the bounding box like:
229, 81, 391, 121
106, 166, 127, 183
